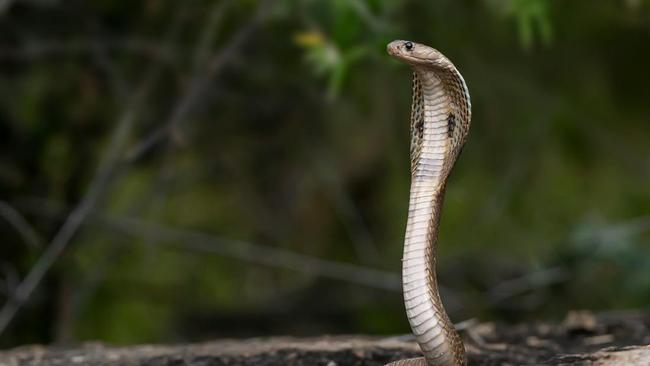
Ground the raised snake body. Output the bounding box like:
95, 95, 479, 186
386, 40, 472, 366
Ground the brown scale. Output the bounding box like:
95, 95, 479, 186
409, 63, 471, 175
410, 72, 425, 173
386, 40, 471, 366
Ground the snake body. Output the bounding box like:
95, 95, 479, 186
386, 40, 472, 366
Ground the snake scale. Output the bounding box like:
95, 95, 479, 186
386, 40, 472, 366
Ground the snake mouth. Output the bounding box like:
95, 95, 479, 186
386, 40, 413, 59
386, 40, 403, 57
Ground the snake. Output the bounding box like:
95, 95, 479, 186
385, 40, 472, 366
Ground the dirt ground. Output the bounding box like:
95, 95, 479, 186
1, 311, 649, 365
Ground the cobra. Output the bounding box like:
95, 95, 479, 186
385, 40, 471, 366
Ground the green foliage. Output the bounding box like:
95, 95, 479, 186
1, 0, 649, 346
505, 0, 554, 49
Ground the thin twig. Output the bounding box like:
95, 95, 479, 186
0, 108, 136, 334
17, 198, 402, 292
0, 16, 182, 336
89, 42, 130, 106
0, 263, 19, 297
0, 39, 176, 64
125, 0, 276, 162
0, 201, 43, 249
488, 266, 570, 303
191, 0, 232, 73
120, 221, 401, 291
0, 0, 16, 14
316, 158, 379, 263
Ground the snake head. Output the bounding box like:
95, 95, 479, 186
387, 40, 448, 69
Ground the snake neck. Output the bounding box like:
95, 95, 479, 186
401, 71, 466, 366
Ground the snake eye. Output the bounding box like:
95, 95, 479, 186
404, 41, 413, 50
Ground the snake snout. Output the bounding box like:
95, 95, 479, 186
387, 40, 406, 57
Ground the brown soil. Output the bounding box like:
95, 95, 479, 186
1, 311, 649, 365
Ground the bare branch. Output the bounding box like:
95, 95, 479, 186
488, 266, 570, 303
113, 218, 401, 291
315, 158, 380, 263
0, 0, 16, 14
0, 11, 185, 336
0, 107, 137, 335
17, 198, 401, 292
0, 200, 43, 249
191, 0, 232, 73
0, 39, 176, 64
125, 0, 276, 162
0, 263, 20, 297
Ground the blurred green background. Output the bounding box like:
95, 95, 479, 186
1, 0, 649, 347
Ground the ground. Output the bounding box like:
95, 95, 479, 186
1, 311, 649, 365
